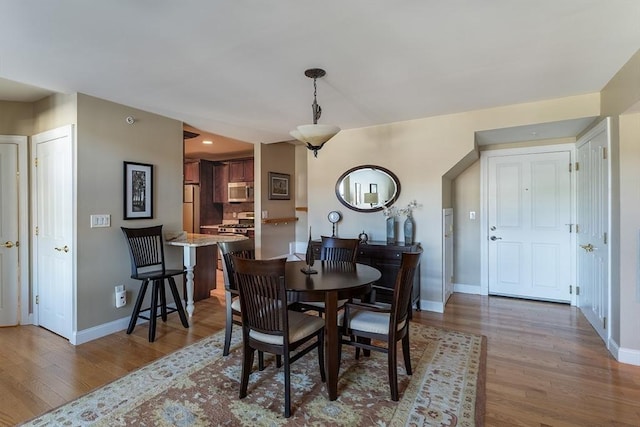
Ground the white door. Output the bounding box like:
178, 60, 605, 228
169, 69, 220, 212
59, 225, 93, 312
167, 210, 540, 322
32, 126, 74, 339
443, 208, 454, 304
576, 121, 609, 342
487, 150, 572, 301
0, 141, 20, 325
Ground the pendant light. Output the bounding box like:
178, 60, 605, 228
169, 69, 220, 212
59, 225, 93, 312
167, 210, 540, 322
289, 68, 340, 157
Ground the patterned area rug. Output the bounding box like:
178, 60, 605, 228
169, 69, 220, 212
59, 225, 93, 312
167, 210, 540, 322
23, 323, 486, 426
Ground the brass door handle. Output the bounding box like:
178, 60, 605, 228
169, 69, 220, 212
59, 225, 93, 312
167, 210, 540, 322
579, 243, 594, 252
55, 245, 69, 253
2, 241, 16, 248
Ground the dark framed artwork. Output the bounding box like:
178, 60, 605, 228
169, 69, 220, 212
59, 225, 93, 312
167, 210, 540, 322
268, 172, 290, 200
123, 161, 153, 219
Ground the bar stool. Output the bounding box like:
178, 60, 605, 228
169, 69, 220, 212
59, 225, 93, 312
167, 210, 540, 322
121, 225, 189, 342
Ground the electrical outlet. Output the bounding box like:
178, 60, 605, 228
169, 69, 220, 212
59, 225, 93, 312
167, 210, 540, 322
115, 285, 126, 308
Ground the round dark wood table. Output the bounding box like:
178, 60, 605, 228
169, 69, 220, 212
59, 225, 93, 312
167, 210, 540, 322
285, 260, 381, 401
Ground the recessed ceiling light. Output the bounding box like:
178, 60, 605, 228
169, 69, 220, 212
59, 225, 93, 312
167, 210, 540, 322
202, 140, 213, 145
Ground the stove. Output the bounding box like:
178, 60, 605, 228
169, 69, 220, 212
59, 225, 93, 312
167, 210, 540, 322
218, 212, 255, 235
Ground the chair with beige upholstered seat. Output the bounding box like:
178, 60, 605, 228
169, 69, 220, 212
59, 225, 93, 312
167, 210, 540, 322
217, 238, 255, 356
233, 256, 326, 418
340, 250, 422, 401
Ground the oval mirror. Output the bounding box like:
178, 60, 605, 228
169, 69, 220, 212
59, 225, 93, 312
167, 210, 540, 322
335, 165, 401, 212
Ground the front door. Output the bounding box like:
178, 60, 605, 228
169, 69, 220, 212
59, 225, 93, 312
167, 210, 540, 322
576, 120, 609, 342
32, 126, 74, 339
487, 149, 572, 302
0, 138, 20, 326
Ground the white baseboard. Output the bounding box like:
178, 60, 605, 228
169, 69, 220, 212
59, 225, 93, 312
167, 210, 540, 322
614, 340, 640, 366
453, 283, 484, 295
71, 303, 178, 345
419, 299, 444, 313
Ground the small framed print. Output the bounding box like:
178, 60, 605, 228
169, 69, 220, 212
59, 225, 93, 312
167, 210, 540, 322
268, 172, 290, 200
123, 161, 153, 219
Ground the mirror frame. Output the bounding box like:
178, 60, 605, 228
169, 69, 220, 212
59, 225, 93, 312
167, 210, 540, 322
334, 164, 401, 213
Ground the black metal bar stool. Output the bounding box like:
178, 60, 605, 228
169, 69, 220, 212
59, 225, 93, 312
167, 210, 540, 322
121, 225, 189, 342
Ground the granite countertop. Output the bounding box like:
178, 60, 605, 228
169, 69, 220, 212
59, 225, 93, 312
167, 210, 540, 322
199, 225, 220, 229
166, 233, 248, 247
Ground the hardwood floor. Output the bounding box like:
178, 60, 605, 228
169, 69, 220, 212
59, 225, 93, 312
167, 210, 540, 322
2, 291, 640, 426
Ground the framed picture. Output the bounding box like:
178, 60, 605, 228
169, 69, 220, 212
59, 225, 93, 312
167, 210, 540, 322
268, 172, 290, 200
123, 161, 153, 219
369, 183, 378, 193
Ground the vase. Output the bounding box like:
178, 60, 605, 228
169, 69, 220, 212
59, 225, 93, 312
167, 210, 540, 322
404, 214, 414, 245
302, 227, 317, 274
386, 217, 396, 244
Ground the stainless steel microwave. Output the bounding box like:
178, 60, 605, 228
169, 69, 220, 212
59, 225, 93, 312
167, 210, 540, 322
228, 182, 254, 203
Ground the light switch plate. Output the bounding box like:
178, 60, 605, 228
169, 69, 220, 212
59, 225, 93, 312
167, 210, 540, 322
90, 214, 111, 228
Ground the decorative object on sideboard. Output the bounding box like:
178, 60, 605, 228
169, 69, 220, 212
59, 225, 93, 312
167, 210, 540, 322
327, 210, 342, 237
383, 206, 397, 244
301, 227, 317, 275
358, 230, 369, 244
400, 200, 422, 245
289, 68, 341, 158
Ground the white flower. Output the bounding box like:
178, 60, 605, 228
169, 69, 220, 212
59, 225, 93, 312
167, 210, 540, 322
383, 200, 421, 217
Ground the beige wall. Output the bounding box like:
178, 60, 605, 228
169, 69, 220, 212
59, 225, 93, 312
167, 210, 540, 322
452, 160, 481, 287
72, 94, 183, 331
258, 141, 296, 259
601, 48, 640, 354
307, 93, 600, 308
0, 101, 35, 135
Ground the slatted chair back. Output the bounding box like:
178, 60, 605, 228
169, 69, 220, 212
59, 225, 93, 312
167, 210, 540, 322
218, 238, 256, 291
320, 236, 359, 263
391, 250, 422, 331
121, 225, 167, 277
233, 256, 288, 340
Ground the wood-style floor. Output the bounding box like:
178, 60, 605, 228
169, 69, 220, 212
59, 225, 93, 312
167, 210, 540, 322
2, 289, 640, 426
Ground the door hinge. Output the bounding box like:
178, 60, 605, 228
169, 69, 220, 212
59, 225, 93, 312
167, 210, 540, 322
603, 317, 607, 329
603, 232, 607, 244
575, 162, 579, 171
569, 285, 572, 295
36, 295, 39, 304
575, 224, 580, 234
576, 286, 580, 296
602, 147, 607, 160
34, 157, 38, 167
35, 226, 39, 236
569, 163, 572, 172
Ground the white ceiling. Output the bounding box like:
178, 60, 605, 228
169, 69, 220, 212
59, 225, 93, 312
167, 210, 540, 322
1, 1, 639, 149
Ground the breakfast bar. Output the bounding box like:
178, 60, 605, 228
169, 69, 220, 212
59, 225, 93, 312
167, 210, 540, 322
167, 233, 248, 317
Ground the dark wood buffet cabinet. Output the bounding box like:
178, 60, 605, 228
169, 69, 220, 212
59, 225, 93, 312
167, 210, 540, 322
311, 240, 421, 310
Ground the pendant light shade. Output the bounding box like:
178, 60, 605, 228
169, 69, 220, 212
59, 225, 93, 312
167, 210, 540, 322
290, 68, 340, 157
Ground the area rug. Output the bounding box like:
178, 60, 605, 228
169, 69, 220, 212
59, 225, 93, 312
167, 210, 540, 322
22, 323, 486, 426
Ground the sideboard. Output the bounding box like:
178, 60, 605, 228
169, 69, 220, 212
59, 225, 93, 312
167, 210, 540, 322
310, 240, 421, 310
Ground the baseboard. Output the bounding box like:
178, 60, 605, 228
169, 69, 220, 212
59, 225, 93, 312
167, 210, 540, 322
71, 303, 178, 345
453, 283, 484, 295
419, 299, 444, 313
614, 340, 640, 366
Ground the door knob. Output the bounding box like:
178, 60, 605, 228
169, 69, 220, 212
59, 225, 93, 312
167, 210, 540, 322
579, 243, 594, 252
55, 245, 69, 253
490, 236, 502, 241
2, 241, 16, 248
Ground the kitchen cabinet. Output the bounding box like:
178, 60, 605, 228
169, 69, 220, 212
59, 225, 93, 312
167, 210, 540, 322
184, 160, 200, 184
191, 245, 217, 301
213, 163, 228, 203
311, 240, 421, 310
228, 158, 254, 182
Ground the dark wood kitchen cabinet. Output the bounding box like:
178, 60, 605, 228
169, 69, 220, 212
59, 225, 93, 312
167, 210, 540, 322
213, 163, 228, 203
228, 158, 254, 182
184, 160, 200, 184
311, 240, 421, 310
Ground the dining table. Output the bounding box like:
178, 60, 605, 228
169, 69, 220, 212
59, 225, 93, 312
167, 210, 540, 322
285, 260, 382, 401
166, 233, 248, 317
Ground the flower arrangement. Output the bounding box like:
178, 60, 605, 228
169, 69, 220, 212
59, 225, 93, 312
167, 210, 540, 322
383, 200, 421, 218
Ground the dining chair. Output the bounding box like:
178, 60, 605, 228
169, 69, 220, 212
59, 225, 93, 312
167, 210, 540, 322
233, 256, 326, 418
217, 238, 255, 356
340, 250, 422, 401
294, 236, 360, 315
121, 225, 189, 342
